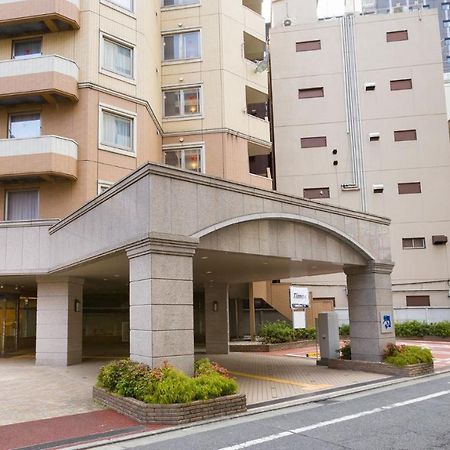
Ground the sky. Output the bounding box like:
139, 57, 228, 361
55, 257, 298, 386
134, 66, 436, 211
262, 0, 364, 21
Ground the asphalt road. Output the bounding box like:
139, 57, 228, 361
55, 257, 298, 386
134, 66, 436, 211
100, 373, 450, 450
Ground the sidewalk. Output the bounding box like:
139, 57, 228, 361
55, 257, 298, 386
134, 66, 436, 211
0, 341, 448, 449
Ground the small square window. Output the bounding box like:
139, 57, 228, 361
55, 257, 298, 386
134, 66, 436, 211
386, 30, 408, 42
9, 113, 41, 139
406, 295, 430, 306
402, 237, 426, 249
163, 146, 203, 172
163, 31, 201, 61
6, 190, 39, 221
163, 86, 201, 118
298, 87, 324, 99
12, 38, 42, 59
398, 182, 421, 194
296, 40, 321, 52
394, 129, 417, 141
390, 79, 413, 91
303, 187, 330, 199
102, 36, 134, 79
100, 108, 135, 154
300, 136, 327, 148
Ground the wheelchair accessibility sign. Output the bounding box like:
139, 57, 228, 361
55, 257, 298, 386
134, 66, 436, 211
380, 311, 394, 334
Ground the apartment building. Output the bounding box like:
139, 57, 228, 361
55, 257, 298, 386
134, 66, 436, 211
0, 0, 272, 357
271, 0, 450, 321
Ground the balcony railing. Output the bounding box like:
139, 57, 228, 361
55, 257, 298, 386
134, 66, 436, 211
0, 55, 79, 105
0, 135, 78, 180
0, 0, 80, 37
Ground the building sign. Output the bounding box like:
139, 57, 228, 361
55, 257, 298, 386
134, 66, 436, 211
290, 286, 309, 309
380, 311, 394, 334
292, 310, 306, 329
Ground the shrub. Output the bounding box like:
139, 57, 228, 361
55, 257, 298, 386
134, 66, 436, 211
293, 328, 317, 340
258, 320, 294, 343
339, 341, 352, 360
339, 324, 350, 336
429, 321, 450, 337
383, 343, 433, 367
97, 358, 238, 405
395, 321, 430, 337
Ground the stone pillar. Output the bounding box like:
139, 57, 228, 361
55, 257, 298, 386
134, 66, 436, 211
345, 262, 395, 362
36, 277, 84, 366
126, 234, 198, 375
205, 283, 229, 354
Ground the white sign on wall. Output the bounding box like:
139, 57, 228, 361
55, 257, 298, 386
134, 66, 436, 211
380, 311, 394, 334
292, 310, 306, 329
290, 286, 310, 309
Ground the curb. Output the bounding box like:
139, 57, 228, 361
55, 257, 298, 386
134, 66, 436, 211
63, 368, 450, 450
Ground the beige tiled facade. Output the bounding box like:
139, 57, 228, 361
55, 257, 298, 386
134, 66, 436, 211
0, 0, 271, 222
271, 0, 450, 314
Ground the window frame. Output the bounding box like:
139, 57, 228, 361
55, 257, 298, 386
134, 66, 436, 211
162, 85, 203, 120
298, 87, 324, 99
100, 0, 135, 14
5, 189, 39, 222
300, 136, 327, 148
161, 0, 201, 10
100, 32, 136, 83
296, 40, 321, 52
398, 182, 422, 194
390, 79, 413, 91
162, 29, 202, 63
402, 237, 426, 249
386, 30, 409, 42
8, 111, 41, 139
11, 36, 42, 59
162, 143, 205, 173
303, 187, 330, 199
98, 104, 137, 157
97, 180, 114, 195
406, 295, 430, 307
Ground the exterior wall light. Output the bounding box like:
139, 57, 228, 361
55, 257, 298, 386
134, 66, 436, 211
212, 301, 219, 312
74, 299, 81, 312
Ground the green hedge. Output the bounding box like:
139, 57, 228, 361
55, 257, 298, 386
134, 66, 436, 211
383, 343, 433, 367
258, 320, 350, 344
97, 358, 237, 404
395, 321, 450, 338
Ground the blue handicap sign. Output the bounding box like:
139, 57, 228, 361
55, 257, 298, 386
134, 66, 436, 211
382, 315, 392, 330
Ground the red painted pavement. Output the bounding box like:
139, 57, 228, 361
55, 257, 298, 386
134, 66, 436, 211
0, 410, 166, 450
257, 339, 450, 372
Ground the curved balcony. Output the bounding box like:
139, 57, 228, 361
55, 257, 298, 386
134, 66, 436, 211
0, 0, 80, 37
0, 55, 79, 105
0, 135, 78, 180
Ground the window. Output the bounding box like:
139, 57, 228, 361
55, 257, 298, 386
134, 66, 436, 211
390, 79, 413, 91
303, 187, 330, 199
296, 40, 321, 52
163, 31, 200, 61
398, 182, 421, 194
102, 36, 134, 79
12, 38, 42, 59
163, 146, 203, 172
298, 87, 324, 99
406, 295, 430, 307
6, 191, 39, 221
300, 136, 327, 148
163, 86, 201, 118
8, 113, 40, 139
105, 0, 134, 11
98, 181, 113, 195
394, 129, 417, 141
402, 237, 426, 249
386, 30, 408, 42
444, 20, 450, 28
100, 108, 134, 153
162, 0, 200, 6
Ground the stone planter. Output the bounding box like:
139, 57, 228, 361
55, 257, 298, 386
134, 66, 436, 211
230, 340, 314, 352
93, 387, 247, 425
328, 358, 434, 377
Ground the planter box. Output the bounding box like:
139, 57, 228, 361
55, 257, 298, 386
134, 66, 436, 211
328, 358, 434, 377
93, 387, 247, 425
230, 340, 314, 352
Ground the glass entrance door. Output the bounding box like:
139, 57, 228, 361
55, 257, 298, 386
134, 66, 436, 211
0, 298, 18, 355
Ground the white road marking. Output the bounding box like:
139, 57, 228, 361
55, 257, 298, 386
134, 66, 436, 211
219, 390, 450, 450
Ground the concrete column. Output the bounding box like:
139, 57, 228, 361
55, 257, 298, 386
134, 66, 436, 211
36, 277, 84, 366
345, 262, 395, 362
205, 283, 229, 354
249, 282, 256, 341
126, 234, 198, 375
